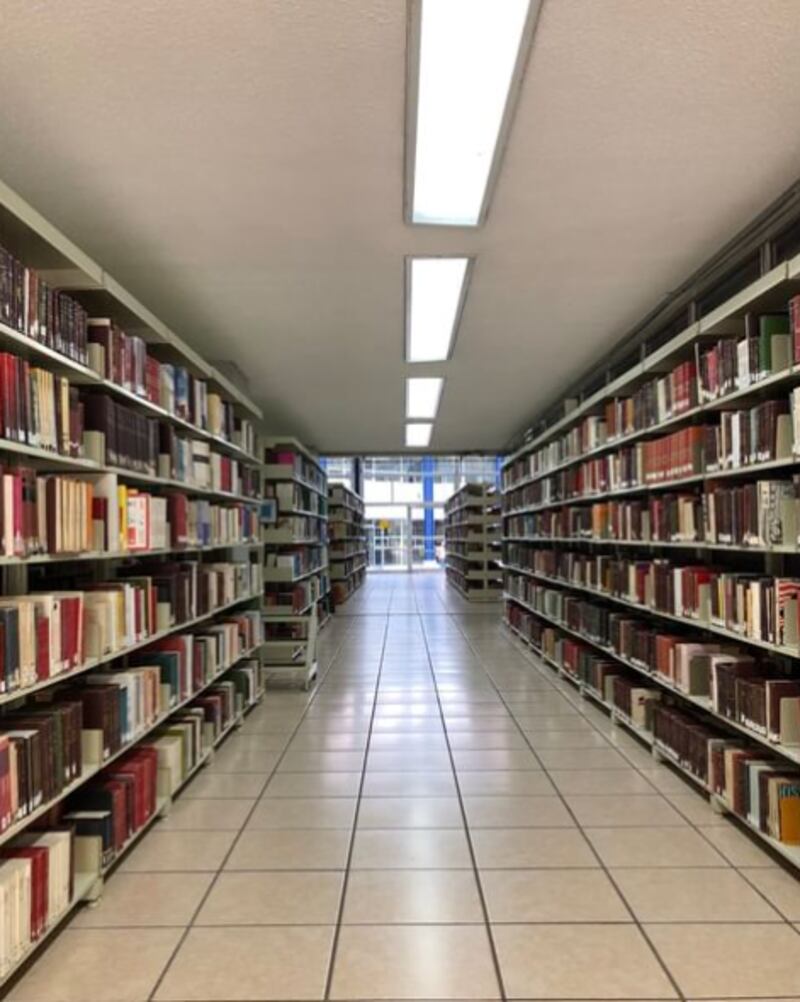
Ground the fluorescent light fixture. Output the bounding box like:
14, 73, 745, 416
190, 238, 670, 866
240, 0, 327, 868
406, 377, 443, 419
407, 257, 468, 362
410, 0, 531, 226
406, 422, 433, 447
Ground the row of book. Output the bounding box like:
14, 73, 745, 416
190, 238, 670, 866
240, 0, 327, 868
329, 484, 364, 515
503, 307, 800, 493
331, 566, 367, 607
0, 245, 256, 452
263, 574, 329, 615
265, 446, 326, 493
509, 547, 800, 649
0, 608, 260, 833
86, 319, 256, 454
264, 546, 326, 578
328, 541, 367, 559
699, 304, 800, 403
505, 477, 800, 550
0, 248, 88, 363
507, 598, 800, 845
0, 560, 260, 695
504, 575, 800, 747
263, 515, 327, 543
0, 468, 260, 559
83, 393, 259, 496
263, 481, 327, 517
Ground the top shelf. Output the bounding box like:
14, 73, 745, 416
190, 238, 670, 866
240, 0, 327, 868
0, 178, 262, 421
504, 257, 800, 468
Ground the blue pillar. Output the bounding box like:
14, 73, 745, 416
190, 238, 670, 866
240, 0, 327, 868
422, 456, 435, 562
495, 455, 503, 490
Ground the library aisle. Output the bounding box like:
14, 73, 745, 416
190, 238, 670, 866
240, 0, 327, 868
10, 571, 800, 1002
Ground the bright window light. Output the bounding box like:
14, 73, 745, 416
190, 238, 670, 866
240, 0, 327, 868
412, 0, 530, 226
407, 257, 468, 362
406, 377, 443, 420
406, 423, 433, 448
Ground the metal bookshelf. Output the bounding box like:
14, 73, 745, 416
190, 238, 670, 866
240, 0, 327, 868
501, 241, 800, 871
444, 484, 502, 602
328, 483, 367, 606
261, 436, 330, 688
0, 177, 268, 988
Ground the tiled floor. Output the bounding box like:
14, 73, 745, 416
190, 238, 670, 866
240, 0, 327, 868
10, 571, 800, 1001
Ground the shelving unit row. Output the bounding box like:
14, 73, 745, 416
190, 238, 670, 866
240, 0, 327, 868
444, 483, 502, 602
328, 483, 366, 607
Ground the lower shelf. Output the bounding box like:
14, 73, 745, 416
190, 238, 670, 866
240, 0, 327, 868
504, 618, 800, 872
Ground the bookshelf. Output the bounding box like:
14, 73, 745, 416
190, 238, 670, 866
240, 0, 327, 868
0, 179, 269, 985
262, 436, 330, 688
445, 484, 502, 602
501, 253, 800, 867
328, 483, 367, 607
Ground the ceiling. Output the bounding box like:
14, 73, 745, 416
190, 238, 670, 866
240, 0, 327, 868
1, 0, 800, 452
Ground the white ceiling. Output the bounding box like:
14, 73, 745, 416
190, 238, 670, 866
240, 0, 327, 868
1, 0, 800, 452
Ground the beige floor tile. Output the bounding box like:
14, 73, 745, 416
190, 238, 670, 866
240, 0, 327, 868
246, 796, 356, 829
483, 868, 630, 922
493, 923, 677, 999
613, 867, 781, 921
228, 731, 290, 751
463, 795, 574, 828
586, 826, 729, 867
368, 733, 448, 750
158, 797, 254, 831
471, 827, 598, 868
73, 872, 212, 927
181, 770, 268, 799
741, 866, 800, 919
444, 717, 521, 732
264, 770, 362, 797
277, 749, 365, 772
196, 870, 343, 924
7, 927, 183, 1002
516, 715, 595, 732
697, 823, 780, 867
343, 869, 483, 923
351, 828, 472, 868
447, 731, 528, 750
457, 770, 555, 796
362, 770, 457, 796
205, 746, 282, 773
566, 794, 687, 827
225, 828, 351, 870
527, 729, 610, 749
119, 830, 238, 872
664, 791, 734, 825
537, 747, 631, 770
329, 924, 501, 999
453, 749, 540, 771
154, 925, 334, 1000
549, 768, 656, 795
636, 766, 696, 793
645, 923, 800, 998
287, 732, 368, 750
358, 796, 463, 828
366, 749, 454, 771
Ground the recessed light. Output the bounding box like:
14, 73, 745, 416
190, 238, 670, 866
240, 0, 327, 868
406, 422, 433, 447
410, 0, 531, 226
407, 257, 468, 362
406, 377, 444, 419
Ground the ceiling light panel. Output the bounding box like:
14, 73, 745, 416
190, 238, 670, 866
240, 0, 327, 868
407, 257, 469, 362
406, 377, 444, 419
406, 422, 433, 447
411, 0, 531, 226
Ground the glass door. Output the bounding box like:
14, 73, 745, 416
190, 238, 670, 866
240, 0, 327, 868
411, 504, 445, 570
365, 505, 412, 570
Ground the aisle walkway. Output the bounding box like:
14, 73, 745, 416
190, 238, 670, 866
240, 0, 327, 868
11, 572, 800, 1001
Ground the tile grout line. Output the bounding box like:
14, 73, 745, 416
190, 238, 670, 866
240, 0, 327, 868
144, 613, 358, 1002
321, 578, 392, 1000
415, 578, 509, 1002
446, 608, 689, 1002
